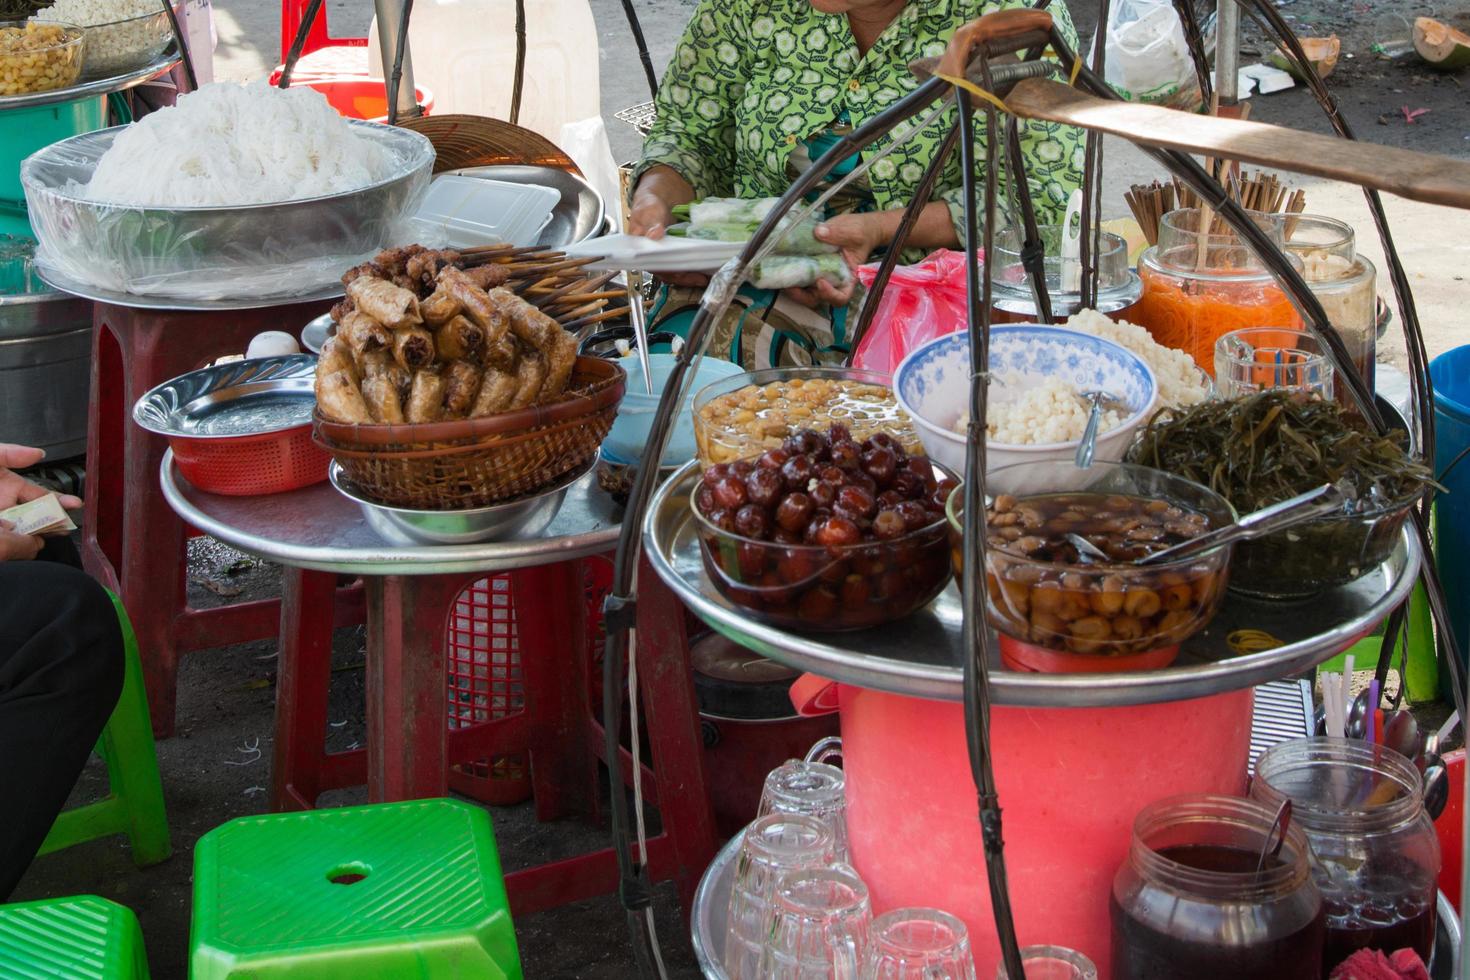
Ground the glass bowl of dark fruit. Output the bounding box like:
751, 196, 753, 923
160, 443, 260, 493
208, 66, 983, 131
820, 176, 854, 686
690, 423, 958, 632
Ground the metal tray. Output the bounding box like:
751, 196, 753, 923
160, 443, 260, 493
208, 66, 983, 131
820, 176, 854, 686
644, 463, 1422, 708
0, 45, 178, 111
689, 827, 1461, 980
35, 254, 345, 311
133, 354, 318, 438
442, 165, 605, 249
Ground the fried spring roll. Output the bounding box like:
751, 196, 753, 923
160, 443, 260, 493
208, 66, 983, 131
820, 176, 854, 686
347, 275, 422, 328
360, 350, 411, 402
486, 287, 557, 352
463, 264, 511, 291
407, 370, 446, 424
315, 370, 372, 424
339, 310, 391, 360
540, 328, 578, 401
437, 267, 509, 345
442, 360, 483, 419
470, 367, 519, 417
434, 315, 486, 363
317, 335, 358, 384
420, 287, 461, 328
392, 326, 435, 372
508, 352, 547, 410
361, 374, 405, 423
483, 333, 518, 372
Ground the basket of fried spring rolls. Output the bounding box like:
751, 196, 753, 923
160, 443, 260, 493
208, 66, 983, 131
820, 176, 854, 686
312, 264, 626, 510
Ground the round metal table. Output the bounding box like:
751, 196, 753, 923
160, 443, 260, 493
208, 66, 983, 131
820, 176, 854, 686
161, 449, 622, 575
644, 462, 1423, 707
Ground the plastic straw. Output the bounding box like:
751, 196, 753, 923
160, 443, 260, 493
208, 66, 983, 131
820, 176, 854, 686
1367, 679, 1380, 744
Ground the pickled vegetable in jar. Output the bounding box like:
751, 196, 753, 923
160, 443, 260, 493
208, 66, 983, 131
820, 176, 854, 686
1284, 216, 1376, 396
1133, 209, 1301, 377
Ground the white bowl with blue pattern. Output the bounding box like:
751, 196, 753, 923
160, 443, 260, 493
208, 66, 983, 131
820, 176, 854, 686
893, 326, 1158, 477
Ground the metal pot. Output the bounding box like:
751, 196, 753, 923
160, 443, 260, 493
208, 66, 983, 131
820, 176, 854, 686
0, 287, 91, 460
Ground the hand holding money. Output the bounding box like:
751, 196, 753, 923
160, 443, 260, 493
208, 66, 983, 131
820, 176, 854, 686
0, 493, 78, 536
0, 443, 82, 511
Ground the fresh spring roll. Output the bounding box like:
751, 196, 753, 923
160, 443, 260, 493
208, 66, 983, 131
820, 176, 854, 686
406, 369, 446, 424
435, 315, 486, 363
315, 370, 372, 424
750, 254, 851, 291
507, 352, 547, 410
317, 335, 358, 384
339, 310, 391, 360
361, 374, 405, 423
470, 367, 520, 417
346, 275, 422, 328
392, 325, 436, 372
687, 196, 780, 227
686, 218, 836, 255
442, 360, 483, 419
419, 287, 461, 328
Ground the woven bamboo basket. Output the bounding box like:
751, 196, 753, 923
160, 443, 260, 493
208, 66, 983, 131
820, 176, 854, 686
314, 357, 625, 509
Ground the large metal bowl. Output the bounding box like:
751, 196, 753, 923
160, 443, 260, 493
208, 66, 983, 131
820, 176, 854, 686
328, 455, 595, 546
443, 164, 604, 249
21, 120, 433, 303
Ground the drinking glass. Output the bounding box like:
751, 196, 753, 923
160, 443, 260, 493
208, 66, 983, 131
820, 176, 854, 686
863, 908, 977, 979
995, 945, 1098, 980
725, 813, 837, 979
757, 865, 873, 979
1214, 327, 1335, 400
759, 754, 849, 863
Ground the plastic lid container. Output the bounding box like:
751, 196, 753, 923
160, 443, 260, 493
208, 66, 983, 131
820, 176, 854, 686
412, 174, 559, 248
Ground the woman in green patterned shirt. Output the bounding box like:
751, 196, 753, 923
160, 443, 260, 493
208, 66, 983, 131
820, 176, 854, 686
627, 0, 1086, 369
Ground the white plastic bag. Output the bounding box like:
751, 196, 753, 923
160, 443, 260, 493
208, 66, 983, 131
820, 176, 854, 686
1103, 0, 1204, 109
559, 115, 622, 234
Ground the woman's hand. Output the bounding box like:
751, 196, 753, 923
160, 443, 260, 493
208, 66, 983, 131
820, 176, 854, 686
784, 212, 882, 308
0, 519, 42, 562
627, 167, 710, 289
0, 444, 81, 512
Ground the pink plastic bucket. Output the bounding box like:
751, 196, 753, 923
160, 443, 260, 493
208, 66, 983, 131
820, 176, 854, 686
800, 681, 1253, 979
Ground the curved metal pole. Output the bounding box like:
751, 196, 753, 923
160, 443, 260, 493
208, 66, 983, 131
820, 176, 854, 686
1003, 115, 1055, 324
599, 75, 951, 970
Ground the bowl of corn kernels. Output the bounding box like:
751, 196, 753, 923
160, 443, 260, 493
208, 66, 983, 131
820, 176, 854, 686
692, 366, 923, 467
0, 21, 83, 96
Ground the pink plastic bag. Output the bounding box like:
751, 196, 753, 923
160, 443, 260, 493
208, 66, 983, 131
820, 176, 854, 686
852, 249, 980, 378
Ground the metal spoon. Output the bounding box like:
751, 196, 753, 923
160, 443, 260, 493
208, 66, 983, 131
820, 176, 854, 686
1074, 391, 1110, 469
1422, 754, 1449, 820
1137, 483, 1349, 566
1383, 709, 1420, 760
1255, 799, 1292, 875
1345, 688, 1373, 741
1063, 532, 1110, 564
625, 272, 654, 395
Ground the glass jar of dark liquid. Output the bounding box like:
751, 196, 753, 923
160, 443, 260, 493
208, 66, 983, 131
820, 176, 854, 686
1251, 738, 1441, 975
1111, 794, 1325, 980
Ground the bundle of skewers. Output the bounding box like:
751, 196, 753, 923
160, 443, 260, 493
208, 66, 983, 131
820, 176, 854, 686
316, 244, 588, 424
1125, 171, 1308, 246
329, 243, 642, 337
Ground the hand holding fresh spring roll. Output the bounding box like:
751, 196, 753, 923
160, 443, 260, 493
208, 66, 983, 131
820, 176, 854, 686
346, 276, 422, 328
392, 326, 436, 372
315, 370, 372, 424
406, 370, 446, 423
674, 217, 837, 255
442, 360, 483, 419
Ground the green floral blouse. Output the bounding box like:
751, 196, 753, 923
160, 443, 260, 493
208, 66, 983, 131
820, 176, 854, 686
634, 0, 1087, 241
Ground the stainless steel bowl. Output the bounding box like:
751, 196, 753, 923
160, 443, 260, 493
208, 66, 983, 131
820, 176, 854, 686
133, 355, 318, 438
22, 121, 433, 303
328, 455, 595, 545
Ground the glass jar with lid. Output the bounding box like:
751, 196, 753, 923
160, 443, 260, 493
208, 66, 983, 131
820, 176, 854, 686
987, 224, 1143, 323
1132, 209, 1302, 376
1283, 215, 1376, 394
1250, 738, 1440, 973
1111, 794, 1325, 980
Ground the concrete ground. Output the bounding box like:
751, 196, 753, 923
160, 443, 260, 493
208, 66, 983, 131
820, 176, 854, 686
12, 2, 1470, 978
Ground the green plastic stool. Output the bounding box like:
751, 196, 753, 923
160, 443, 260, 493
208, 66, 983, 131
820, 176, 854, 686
190, 799, 523, 979
0, 894, 150, 979
38, 591, 170, 867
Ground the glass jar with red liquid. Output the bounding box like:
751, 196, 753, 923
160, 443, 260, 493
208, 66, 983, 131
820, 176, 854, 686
1251, 738, 1441, 975
1111, 794, 1325, 980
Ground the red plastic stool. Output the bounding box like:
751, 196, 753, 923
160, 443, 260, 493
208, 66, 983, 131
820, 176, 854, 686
80, 301, 363, 737
279, 0, 366, 63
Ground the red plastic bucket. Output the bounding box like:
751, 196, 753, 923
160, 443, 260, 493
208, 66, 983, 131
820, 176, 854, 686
793, 678, 1253, 979
279, 76, 434, 123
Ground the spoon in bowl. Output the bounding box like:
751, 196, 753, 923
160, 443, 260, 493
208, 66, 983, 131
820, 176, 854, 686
1074, 390, 1125, 469
1135, 483, 1350, 566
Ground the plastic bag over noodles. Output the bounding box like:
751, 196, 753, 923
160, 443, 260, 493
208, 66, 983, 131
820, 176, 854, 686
20, 121, 433, 303
852, 249, 979, 378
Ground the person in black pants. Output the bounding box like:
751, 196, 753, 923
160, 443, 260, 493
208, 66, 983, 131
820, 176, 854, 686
0, 443, 123, 900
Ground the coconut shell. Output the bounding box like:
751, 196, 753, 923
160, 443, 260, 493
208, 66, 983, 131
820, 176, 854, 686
1269, 35, 1341, 80
1414, 17, 1470, 71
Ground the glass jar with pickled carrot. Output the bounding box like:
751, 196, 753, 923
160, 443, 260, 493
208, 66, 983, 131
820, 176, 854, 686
1133, 209, 1301, 377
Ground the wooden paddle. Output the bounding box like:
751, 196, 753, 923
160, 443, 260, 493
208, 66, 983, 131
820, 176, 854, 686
1003, 78, 1470, 211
